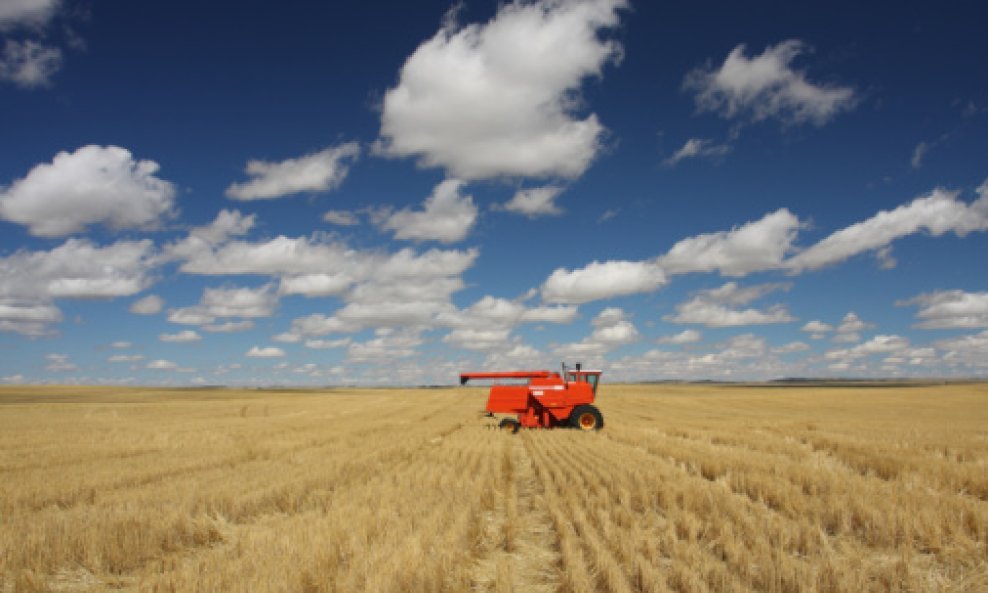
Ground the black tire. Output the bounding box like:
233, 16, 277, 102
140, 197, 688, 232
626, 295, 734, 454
569, 405, 603, 431
499, 418, 521, 434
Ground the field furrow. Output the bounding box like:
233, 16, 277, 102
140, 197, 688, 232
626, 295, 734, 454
470, 432, 562, 593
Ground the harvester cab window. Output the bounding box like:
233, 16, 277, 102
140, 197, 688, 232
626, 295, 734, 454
567, 371, 600, 395
587, 373, 599, 395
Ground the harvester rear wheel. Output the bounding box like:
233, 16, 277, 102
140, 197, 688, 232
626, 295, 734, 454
570, 405, 603, 431
499, 418, 521, 434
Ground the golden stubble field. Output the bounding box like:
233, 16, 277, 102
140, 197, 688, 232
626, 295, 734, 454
0, 382, 985, 593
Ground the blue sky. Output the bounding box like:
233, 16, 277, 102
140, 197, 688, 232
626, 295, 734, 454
1, 0, 986, 386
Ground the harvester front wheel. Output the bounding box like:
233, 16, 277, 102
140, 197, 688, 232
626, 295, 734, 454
499, 418, 521, 434
570, 405, 603, 431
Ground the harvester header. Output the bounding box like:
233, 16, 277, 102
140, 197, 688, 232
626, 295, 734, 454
459, 370, 554, 385
460, 363, 603, 432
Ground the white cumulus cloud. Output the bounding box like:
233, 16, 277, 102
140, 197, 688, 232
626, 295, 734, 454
836, 312, 871, 335
935, 330, 988, 369
0, 238, 154, 334
159, 330, 201, 343
225, 143, 360, 201
375, 179, 477, 243
542, 260, 666, 304
347, 330, 423, 363
0, 145, 177, 237
167, 284, 277, 328
520, 304, 579, 324
274, 245, 479, 341
827, 312, 873, 344
203, 320, 254, 333
108, 354, 143, 363
540, 209, 800, 304
443, 327, 512, 352
438, 294, 576, 352
170, 234, 347, 278
167, 308, 214, 326
0, 0, 59, 28
664, 282, 795, 327
0, 39, 61, 88
304, 338, 351, 350
1, 239, 153, 299
787, 186, 988, 272
555, 306, 639, 359
498, 186, 564, 218
147, 359, 177, 370
323, 210, 359, 226
658, 329, 702, 344
482, 343, 547, 370
0, 301, 61, 336
375, 0, 627, 180
200, 284, 277, 318
278, 273, 353, 298
590, 307, 640, 344
772, 341, 810, 354
615, 334, 778, 382
801, 320, 833, 333
246, 346, 285, 358
911, 141, 929, 169
826, 335, 909, 360
663, 138, 731, 167
684, 39, 856, 126
182, 209, 256, 248
659, 209, 802, 276
665, 301, 794, 328
537, 181, 988, 308
130, 294, 164, 315
900, 290, 988, 329
45, 353, 75, 372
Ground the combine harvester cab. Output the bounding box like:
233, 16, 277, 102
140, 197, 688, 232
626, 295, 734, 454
460, 363, 603, 432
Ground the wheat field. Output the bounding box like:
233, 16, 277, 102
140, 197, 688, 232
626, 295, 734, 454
0, 382, 985, 593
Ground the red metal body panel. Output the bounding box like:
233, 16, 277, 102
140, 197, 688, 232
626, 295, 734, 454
486, 385, 530, 412
463, 368, 602, 429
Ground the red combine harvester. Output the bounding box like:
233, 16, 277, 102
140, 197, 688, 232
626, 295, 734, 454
459, 363, 603, 432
